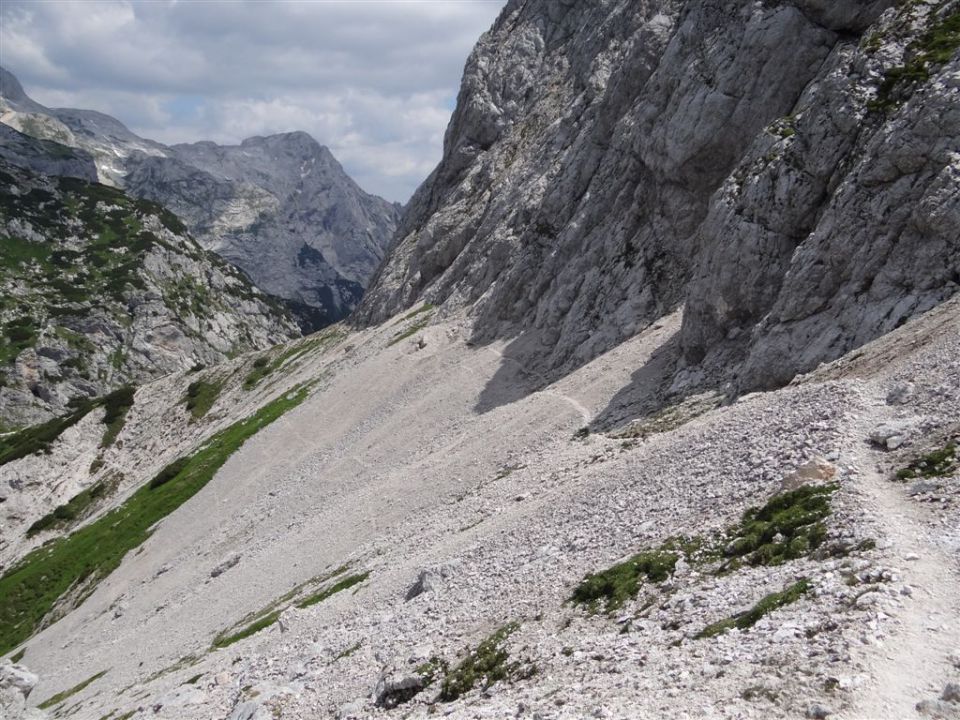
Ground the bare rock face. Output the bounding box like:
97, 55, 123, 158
0, 124, 97, 182
133, 132, 401, 330
0, 661, 47, 720
0, 68, 399, 332
359, 0, 959, 396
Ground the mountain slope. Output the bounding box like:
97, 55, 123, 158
0, 159, 298, 426
359, 0, 960, 400
3, 4, 960, 720
2, 293, 960, 720
0, 68, 400, 329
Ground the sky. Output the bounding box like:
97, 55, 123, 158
0, 0, 507, 202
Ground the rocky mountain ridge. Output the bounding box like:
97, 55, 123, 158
359, 0, 960, 404
0, 67, 400, 329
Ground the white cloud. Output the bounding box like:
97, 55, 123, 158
0, 0, 506, 200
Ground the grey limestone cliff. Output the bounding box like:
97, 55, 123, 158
127, 132, 400, 329
359, 0, 960, 399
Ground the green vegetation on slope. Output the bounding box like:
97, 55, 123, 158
571, 550, 678, 613
0, 163, 289, 384
0, 404, 93, 466
392, 303, 435, 325
185, 376, 226, 420
99, 385, 135, 447
296, 571, 369, 608
243, 327, 344, 390
0, 172, 184, 370
210, 564, 361, 650
439, 622, 535, 701
387, 312, 433, 347
695, 578, 811, 638
36, 669, 108, 710
0, 385, 136, 466
871, 9, 960, 110
0, 383, 313, 654
212, 610, 282, 649
570, 484, 839, 614
896, 440, 957, 480
716, 483, 836, 572
25, 476, 118, 538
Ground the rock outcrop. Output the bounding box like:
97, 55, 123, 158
0, 662, 47, 720
0, 124, 97, 182
359, 0, 960, 396
0, 160, 298, 425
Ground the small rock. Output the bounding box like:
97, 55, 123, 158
869, 419, 918, 450
337, 700, 366, 719
227, 702, 270, 720
374, 672, 425, 709
211, 554, 242, 578
886, 435, 906, 450
948, 650, 960, 669
405, 563, 457, 601
943, 684, 960, 703
886, 382, 915, 405
917, 699, 960, 718
806, 703, 832, 719
0, 664, 39, 697
909, 481, 940, 497
905, 553, 920, 562
780, 458, 837, 491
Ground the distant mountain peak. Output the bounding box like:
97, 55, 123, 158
0, 66, 43, 112
0, 66, 400, 332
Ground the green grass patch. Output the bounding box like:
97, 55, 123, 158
36, 669, 108, 710
439, 622, 534, 701
100, 385, 135, 447
716, 484, 837, 572
212, 610, 281, 649
896, 441, 957, 481
296, 571, 369, 608
570, 485, 836, 616
871, 10, 960, 111
243, 328, 344, 390
142, 654, 200, 684
211, 562, 352, 650
185, 376, 226, 420
25, 477, 118, 538
393, 303, 435, 325
0, 383, 313, 654
0, 403, 94, 467
571, 550, 678, 613
0, 386, 136, 466
333, 641, 362, 661
387, 313, 433, 347
696, 578, 810, 639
